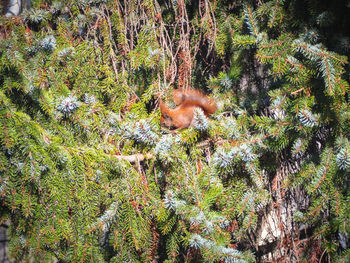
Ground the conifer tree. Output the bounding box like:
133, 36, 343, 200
0, 0, 349, 262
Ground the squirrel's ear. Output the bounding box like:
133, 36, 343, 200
159, 100, 165, 109
159, 100, 169, 112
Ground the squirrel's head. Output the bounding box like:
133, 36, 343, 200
160, 113, 174, 129
159, 100, 174, 129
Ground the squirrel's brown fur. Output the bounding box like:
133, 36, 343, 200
160, 89, 217, 129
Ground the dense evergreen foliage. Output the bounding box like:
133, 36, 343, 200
0, 0, 349, 262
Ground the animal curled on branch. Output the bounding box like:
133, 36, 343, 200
159, 89, 217, 129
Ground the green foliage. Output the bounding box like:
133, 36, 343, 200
0, 0, 349, 262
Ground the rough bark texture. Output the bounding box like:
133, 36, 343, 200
0, 222, 10, 263
254, 158, 310, 262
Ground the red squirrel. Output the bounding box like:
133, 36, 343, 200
160, 89, 217, 129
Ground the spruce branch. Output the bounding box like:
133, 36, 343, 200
244, 5, 259, 38
115, 153, 154, 163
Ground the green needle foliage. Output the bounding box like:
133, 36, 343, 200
0, 0, 349, 262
